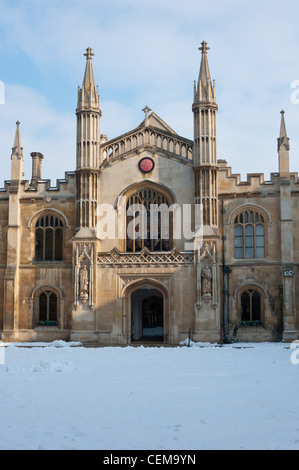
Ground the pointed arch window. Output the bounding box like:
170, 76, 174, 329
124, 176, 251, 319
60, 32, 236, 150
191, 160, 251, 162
39, 291, 58, 324
32, 286, 62, 328
125, 186, 172, 252
234, 210, 265, 259
35, 214, 64, 261
240, 288, 262, 325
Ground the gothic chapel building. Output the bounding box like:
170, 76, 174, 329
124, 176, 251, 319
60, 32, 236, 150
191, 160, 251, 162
1, 43, 298, 344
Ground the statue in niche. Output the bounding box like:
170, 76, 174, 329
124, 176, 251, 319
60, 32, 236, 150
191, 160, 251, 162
201, 265, 212, 295
80, 264, 89, 294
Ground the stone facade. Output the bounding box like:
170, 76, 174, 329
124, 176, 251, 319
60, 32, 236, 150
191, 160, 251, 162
0, 43, 297, 345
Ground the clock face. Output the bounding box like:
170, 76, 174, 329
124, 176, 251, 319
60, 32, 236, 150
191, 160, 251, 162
139, 157, 155, 173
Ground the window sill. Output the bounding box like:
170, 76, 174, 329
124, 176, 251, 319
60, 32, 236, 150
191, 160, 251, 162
240, 321, 262, 327
35, 325, 59, 330
231, 258, 268, 265
32, 260, 64, 266
234, 258, 266, 262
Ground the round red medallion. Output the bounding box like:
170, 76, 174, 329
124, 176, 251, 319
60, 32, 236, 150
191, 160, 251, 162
139, 157, 155, 173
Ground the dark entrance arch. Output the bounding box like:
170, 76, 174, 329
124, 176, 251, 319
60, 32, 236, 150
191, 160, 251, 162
131, 287, 163, 341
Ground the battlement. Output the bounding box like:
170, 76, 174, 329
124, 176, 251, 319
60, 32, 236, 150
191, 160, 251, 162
0, 171, 76, 199
217, 159, 282, 194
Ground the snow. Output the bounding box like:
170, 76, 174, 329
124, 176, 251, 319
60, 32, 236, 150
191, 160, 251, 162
0, 340, 298, 450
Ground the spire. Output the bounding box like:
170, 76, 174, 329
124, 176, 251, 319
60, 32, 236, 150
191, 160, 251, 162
11, 121, 23, 160
83, 47, 96, 92
77, 47, 100, 111
194, 41, 216, 104
192, 42, 218, 227
75, 48, 102, 233
278, 110, 289, 151
278, 110, 290, 179
199, 41, 211, 82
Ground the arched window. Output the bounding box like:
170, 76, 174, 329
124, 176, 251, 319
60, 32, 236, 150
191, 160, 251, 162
35, 214, 64, 261
234, 210, 265, 259
125, 186, 172, 252
38, 290, 58, 325
240, 288, 262, 324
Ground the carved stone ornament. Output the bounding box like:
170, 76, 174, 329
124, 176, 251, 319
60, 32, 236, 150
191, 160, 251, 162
194, 240, 218, 309
74, 242, 94, 308
97, 246, 193, 266
119, 275, 170, 297
201, 264, 212, 296
79, 264, 89, 304
282, 264, 294, 277
195, 240, 217, 263
284, 268, 294, 277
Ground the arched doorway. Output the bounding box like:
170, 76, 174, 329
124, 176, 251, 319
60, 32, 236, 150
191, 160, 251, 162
131, 287, 164, 341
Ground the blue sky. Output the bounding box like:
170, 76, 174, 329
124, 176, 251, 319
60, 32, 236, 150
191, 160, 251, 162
0, 0, 299, 185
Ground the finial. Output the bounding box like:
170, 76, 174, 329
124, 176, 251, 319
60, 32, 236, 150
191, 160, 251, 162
199, 41, 210, 54
142, 105, 151, 126
142, 105, 151, 118
281, 109, 285, 115
84, 47, 94, 60
16, 120, 20, 126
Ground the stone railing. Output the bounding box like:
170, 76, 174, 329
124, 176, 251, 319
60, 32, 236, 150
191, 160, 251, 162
101, 128, 193, 163
97, 246, 194, 266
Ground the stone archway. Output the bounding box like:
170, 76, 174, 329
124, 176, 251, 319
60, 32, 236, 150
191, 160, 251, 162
131, 287, 163, 341
122, 278, 170, 344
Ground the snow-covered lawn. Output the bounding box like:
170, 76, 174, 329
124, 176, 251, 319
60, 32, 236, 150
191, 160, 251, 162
0, 341, 298, 450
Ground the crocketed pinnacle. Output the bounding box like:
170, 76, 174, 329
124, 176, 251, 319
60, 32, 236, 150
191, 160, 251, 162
77, 47, 100, 112
278, 110, 290, 152
194, 41, 216, 104
11, 121, 23, 160
83, 47, 96, 93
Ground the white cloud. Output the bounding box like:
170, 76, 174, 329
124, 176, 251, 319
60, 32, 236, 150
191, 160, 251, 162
0, 0, 299, 184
